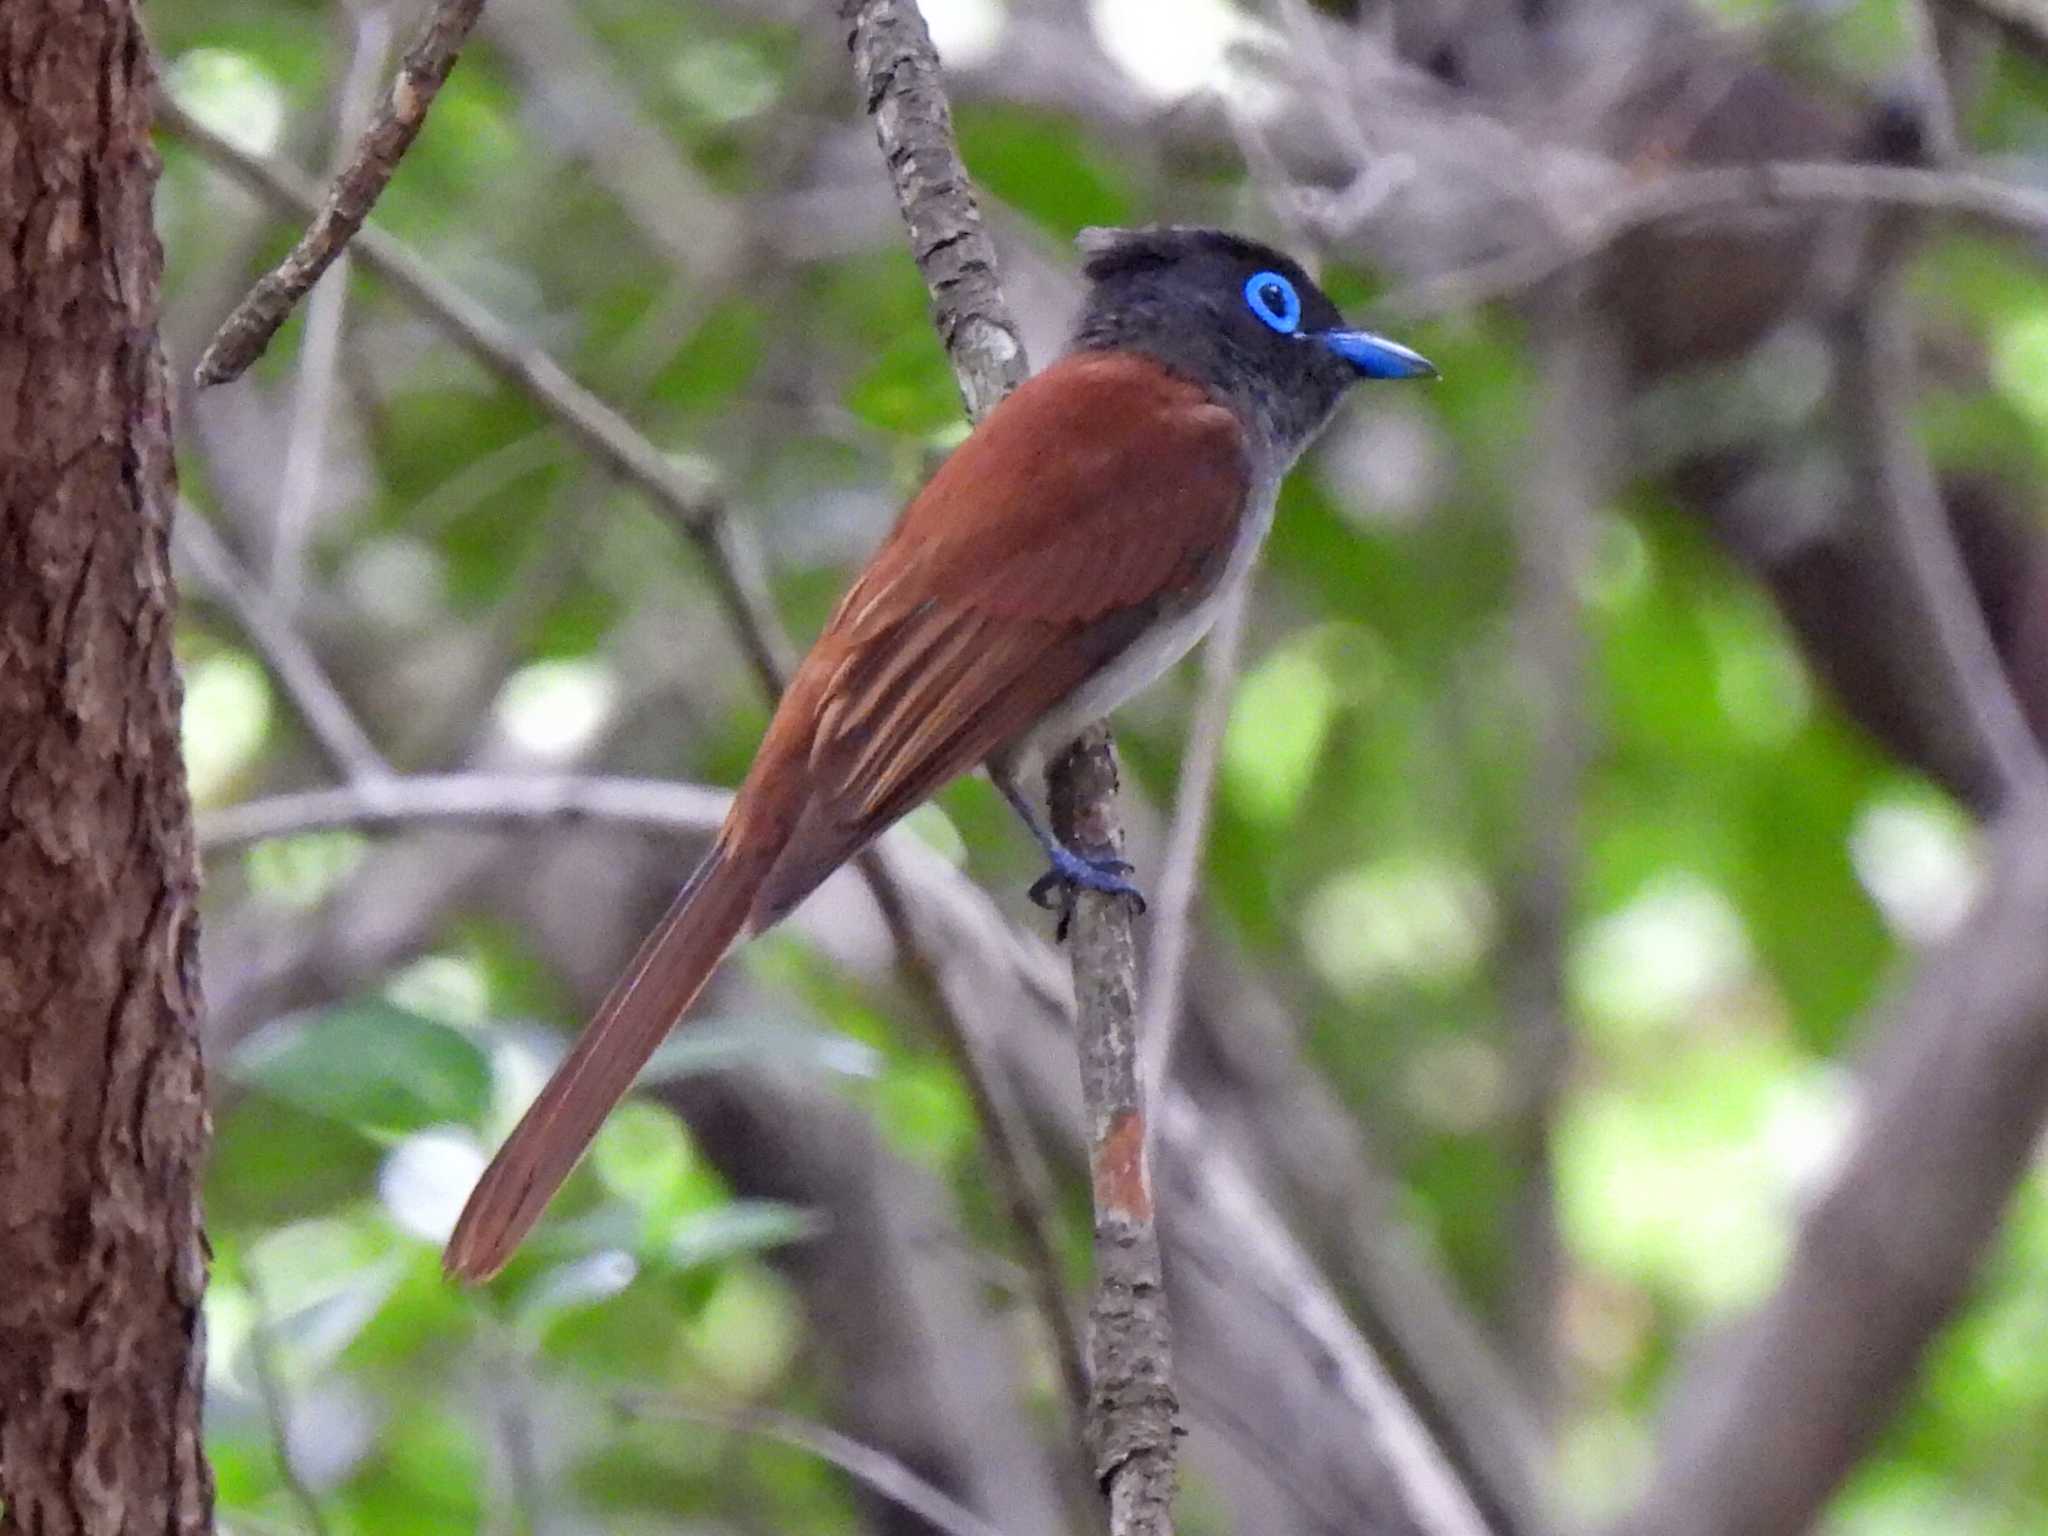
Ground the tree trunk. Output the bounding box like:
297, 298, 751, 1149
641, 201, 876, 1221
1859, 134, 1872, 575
0, 4, 215, 1534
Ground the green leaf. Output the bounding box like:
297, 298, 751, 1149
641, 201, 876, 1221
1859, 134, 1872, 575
208, 1095, 382, 1227
228, 1002, 492, 1136
846, 330, 961, 435
647, 298, 767, 412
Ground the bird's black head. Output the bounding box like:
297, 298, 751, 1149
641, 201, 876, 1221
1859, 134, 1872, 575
1069, 226, 1433, 460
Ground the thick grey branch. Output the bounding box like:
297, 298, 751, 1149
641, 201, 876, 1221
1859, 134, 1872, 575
1611, 805, 2048, 1536
1839, 254, 2048, 809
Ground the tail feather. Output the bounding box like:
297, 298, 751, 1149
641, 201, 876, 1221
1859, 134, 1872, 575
443, 840, 764, 1282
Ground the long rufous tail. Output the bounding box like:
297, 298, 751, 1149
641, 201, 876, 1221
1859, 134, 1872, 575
443, 838, 767, 1281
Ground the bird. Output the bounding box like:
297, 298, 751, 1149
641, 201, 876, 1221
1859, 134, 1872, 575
443, 226, 1435, 1282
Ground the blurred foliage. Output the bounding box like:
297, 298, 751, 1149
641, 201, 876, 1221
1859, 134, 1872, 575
149, 0, 2048, 1532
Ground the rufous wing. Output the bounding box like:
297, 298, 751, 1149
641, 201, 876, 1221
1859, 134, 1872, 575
747, 350, 1251, 924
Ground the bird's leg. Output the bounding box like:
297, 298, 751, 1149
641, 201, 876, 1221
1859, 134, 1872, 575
989, 762, 1146, 938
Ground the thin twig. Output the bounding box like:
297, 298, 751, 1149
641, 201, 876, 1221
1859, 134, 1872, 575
1388, 158, 2048, 319
1127, 162, 1290, 1101
1261, 0, 1415, 238
196, 773, 729, 854
194, 0, 487, 385
868, 855, 1100, 1456
622, 1392, 1016, 1536
840, 3, 1175, 1528
242, 1269, 336, 1536
270, 2, 393, 607
175, 504, 393, 786
160, 96, 800, 689
1137, 583, 1246, 1099
473, 0, 739, 284
1158, 1093, 1494, 1536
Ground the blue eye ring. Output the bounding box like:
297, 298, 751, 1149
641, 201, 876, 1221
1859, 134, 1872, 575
1243, 270, 1302, 335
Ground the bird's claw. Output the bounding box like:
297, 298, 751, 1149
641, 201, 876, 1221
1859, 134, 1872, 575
1027, 847, 1146, 940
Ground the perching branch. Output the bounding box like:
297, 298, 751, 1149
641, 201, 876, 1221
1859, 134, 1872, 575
1047, 727, 1179, 1532
837, 2, 1177, 1529
194, 0, 486, 386
838, 0, 1027, 419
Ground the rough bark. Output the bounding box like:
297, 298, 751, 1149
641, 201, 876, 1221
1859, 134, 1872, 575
0, 4, 214, 1534
837, 0, 1028, 421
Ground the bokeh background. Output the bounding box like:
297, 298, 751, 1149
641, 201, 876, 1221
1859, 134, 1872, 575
151, 0, 2048, 1532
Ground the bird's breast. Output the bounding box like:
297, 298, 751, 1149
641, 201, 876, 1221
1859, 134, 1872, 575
1012, 474, 1279, 769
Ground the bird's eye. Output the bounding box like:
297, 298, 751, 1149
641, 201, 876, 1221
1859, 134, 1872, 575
1243, 270, 1302, 335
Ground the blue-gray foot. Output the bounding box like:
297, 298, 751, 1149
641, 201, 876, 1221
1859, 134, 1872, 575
1026, 844, 1147, 922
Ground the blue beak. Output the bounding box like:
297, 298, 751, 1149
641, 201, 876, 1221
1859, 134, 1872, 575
1316, 328, 1437, 380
